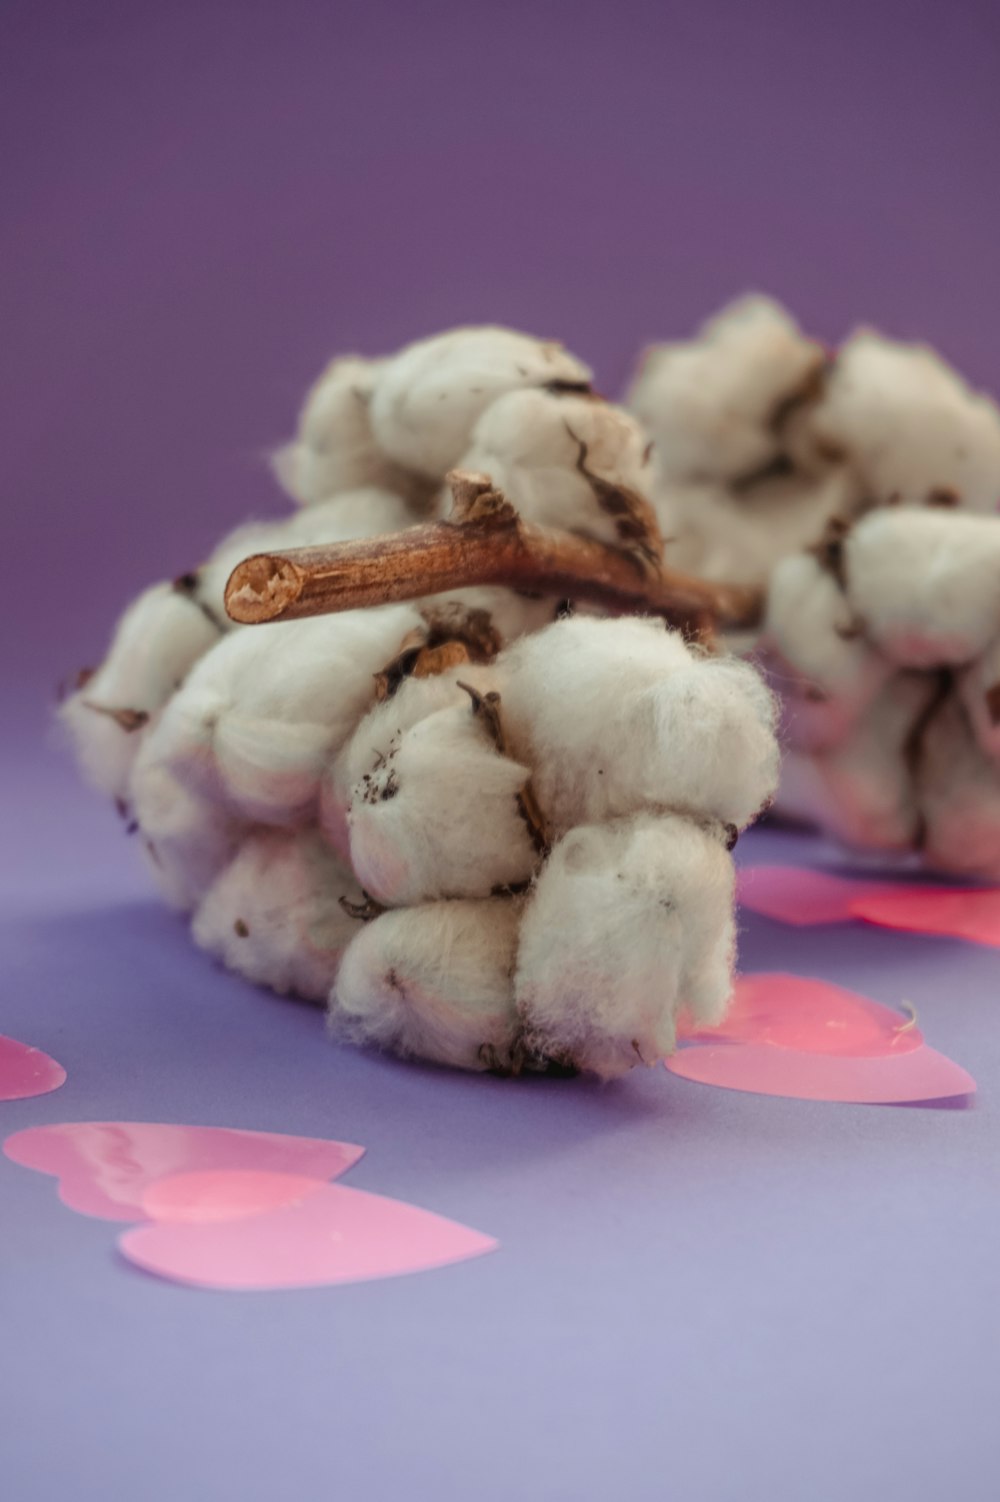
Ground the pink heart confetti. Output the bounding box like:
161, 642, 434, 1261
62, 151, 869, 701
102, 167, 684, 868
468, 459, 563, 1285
3, 1122, 363, 1221
120, 1176, 498, 1290
4, 1123, 498, 1292
738, 865, 1000, 947
668, 973, 975, 1103
0, 1035, 66, 1101
141, 1169, 329, 1224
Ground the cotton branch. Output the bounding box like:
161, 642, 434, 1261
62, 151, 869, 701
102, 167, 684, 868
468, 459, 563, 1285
224, 471, 763, 635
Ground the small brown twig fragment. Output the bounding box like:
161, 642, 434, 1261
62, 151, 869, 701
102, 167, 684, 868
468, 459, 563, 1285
224, 472, 762, 635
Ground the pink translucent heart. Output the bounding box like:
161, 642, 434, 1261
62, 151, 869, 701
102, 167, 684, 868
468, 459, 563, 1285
738, 865, 1000, 947
141, 1169, 328, 1224
120, 1178, 498, 1290
0, 1035, 66, 1101
669, 973, 975, 1103
849, 886, 1000, 947
681, 973, 923, 1057
3, 1122, 363, 1221
736, 867, 858, 926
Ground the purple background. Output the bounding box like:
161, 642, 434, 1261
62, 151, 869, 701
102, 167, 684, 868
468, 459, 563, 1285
3, 3, 1000, 1498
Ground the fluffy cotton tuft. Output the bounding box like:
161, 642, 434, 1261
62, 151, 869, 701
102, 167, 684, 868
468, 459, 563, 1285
842, 508, 1000, 668
60, 582, 221, 803
763, 551, 892, 751
370, 326, 592, 480
498, 615, 778, 836
347, 700, 538, 906
330, 898, 521, 1071
141, 605, 423, 826
808, 330, 1000, 510
459, 388, 660, 557
273, 355, 426, 507
916, 694, 1000, 881
627, 295, 825, 485
129, 754, 246, 912
515, 815, 735, 1078
193, 829, 364, 1001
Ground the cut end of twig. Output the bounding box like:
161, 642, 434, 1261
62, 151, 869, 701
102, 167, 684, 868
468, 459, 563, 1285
225, 554, 304, 624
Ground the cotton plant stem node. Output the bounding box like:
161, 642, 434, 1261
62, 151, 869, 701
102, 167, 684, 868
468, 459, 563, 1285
223, 471, 762, 636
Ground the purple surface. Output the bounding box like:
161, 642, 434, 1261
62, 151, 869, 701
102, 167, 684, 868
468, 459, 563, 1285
4, 3, 1000, 1498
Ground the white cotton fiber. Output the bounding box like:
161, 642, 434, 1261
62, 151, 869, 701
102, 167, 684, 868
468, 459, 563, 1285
347, 700, 538, 906
655, 465, 855, 587
497, 615, 778, 835
192, 829, 364, 1002
515, 814, 736, 1078
60, 582, 221, 802
330, 898, 521, 1071
773, 672, 935, 853
809, 330, 1000, 510
627, 295, 825, 485
844, 508, 1000, 667
916, 693, 1000, 881
370, 326, 592, 480
140, 604, 423, 825
459, 388, 660, 559
958, 634, 1000, 762
762, 551, 892, 751
273, 355, 426, 507
128, 753, 246, 912
320, 662, 500, 860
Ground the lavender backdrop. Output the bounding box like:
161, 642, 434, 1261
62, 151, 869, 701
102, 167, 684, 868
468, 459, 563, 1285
4, 4, 1000, 1500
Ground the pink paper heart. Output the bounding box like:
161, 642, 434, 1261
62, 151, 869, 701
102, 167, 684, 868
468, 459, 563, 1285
738, 865, 1000, 947
849, 886, 1000, 947
3, 1122, 363, 1221
669, 973, 975, 1103
120, 1177, 498, 1290
141, 1168, 330, 1224
736, 867, 858, 926
0, 1035, 66, 1101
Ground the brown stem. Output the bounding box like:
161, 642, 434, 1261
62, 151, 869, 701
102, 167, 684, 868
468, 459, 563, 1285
224, 471, 762, 633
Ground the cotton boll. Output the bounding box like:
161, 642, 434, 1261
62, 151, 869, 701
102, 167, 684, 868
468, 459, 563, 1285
273, 355, 427, 507
957, 635, 1000, 761
421, 587, 560, 646
916, 694, 1000, 880
320, 659, 500, 860
144, 604, 423, 825
60, 582, 221, 803
330, 899, 521, 1071
627, 295, 825, 485
809, 330, 1000, 510
515, 815, 735, 1079
498, 615, 778, 835
320, 670, 486, 860
655, 465, 854, 587
762, 552, 893, 751
129, 753, 245, 911
772, 672, 935, 852
347, 701, 537, 906
192, 829, 364, 1002
459, 388, 661, 560
844, 509, 1000, 667
282, 487, 419, 544
370, 325, 592, 480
